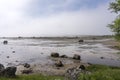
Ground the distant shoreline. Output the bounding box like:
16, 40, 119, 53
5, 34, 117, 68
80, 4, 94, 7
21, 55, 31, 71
0, 35, 113, 39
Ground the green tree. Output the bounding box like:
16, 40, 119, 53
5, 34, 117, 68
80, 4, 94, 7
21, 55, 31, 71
108, 0, 120, 40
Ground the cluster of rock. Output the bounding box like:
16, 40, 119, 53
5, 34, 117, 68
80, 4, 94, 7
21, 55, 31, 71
50, 52, 86, 80
21, 63, 33, 74
65, 65, 86, 80
51, 52, 81, 60
51, 53, 81, 67
0, 63, 33, 77
0, 64, 16, 77
51, 52, 68, 58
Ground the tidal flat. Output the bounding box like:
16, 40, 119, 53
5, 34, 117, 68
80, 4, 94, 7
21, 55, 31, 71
0, 36, 120, 75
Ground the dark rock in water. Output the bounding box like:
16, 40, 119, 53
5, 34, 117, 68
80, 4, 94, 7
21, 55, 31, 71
73, 54, 81, 60
60, 55, 68, 58
23, 63, 30, 68
41, 53, 44, 54
51, 52, 59, 58
78, 40, 84, 43
3, 40, 8, 44
3, 67, 17, 77
6, 56, 10, 58
21, 69, 33, 74
79, 65, 85, 70
100, 57, 105, 59
15, 60, 19, 62
12, 51, 15, 53
55, 60, 63, 67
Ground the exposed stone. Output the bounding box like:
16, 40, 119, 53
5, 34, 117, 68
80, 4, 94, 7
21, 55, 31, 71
3, 67, 17, 77
55, 60, 63, 67
12, 51, 15, 53
51, 52, 59, 57
21, 69, 33, 74
100, 57, 105, 59
73, 54, 81, 60
78, 65, 85, 70
15, 60, 19, 62
78, 40, 84, 43
23, 63, 30, 68
65, 67, 81, 80
60, 55, 68, 58
3, 40, 8, 44
6, 56, 10, 58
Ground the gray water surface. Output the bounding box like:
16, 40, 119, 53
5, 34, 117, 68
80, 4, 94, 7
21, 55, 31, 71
0, 38, 120, 67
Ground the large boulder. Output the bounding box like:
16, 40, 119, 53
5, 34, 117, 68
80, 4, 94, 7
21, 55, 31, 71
73, 54, 81, 60
51, 52, 59, 57
3, 67, 17, 77
55, 60, 63, 67
0, 64, 16, 77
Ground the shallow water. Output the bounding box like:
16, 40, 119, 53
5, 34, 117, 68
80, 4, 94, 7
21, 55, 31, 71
0, 38, 120, 67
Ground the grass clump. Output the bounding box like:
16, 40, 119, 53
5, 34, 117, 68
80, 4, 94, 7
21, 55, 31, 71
78, 64, 120, 80
0, 74, 64, 80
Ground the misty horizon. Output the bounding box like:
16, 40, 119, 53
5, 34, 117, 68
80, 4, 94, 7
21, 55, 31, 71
0, 0, 115, 37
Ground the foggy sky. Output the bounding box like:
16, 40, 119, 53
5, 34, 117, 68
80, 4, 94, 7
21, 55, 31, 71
0, 0, 116, 37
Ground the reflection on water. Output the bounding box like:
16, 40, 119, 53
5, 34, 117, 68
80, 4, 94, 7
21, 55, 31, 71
0, 38, 120, 67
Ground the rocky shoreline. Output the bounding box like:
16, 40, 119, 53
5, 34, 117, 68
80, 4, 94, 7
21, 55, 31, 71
16, 52, 89, 76
0, 36, 119, 77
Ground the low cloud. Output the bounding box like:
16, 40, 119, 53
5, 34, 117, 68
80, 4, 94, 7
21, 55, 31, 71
0, 0, 116, 37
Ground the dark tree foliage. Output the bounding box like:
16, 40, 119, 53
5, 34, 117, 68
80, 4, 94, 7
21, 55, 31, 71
109, 0, 120, 13
108, 0, 120, 40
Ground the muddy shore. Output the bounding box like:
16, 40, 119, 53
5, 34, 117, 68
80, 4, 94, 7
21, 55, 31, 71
0, 36, 119, 75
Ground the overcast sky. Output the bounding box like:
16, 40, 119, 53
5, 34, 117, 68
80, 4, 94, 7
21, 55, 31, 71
0, 0, 116, 37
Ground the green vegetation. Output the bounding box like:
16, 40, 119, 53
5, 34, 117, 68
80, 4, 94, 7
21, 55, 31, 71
0, 65, 120, 80
78, 65, 120, 80
108, 17, 120, 40
0, 74, 64, 80
108, 0, 120, 41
